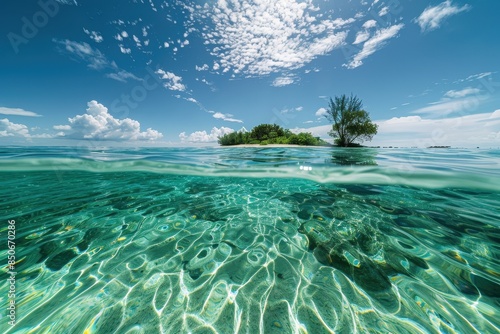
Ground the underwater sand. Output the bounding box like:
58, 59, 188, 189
1, 146, 499, 333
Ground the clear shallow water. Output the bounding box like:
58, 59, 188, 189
1, 146, 499, 333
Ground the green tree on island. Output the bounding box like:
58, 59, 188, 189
249, 124, 285, 141
218, 124, 329, 146
325, 94, 378, 147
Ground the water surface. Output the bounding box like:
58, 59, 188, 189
1, 146, 499, 333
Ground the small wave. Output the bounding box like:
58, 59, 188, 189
1, 157, 500, 191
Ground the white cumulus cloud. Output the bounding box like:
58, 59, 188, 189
55, 100, 163, 141
133, 35, 141, 46
362, 20, 377, 29
272, 76, 295, 87
179, 126, 235, 142
83, 28, 103, 43
196, 64, 209, 71
156, 69, 186, 91
196, 0, 351, 77
0, 118, 31, 137
415, 0, 470, 32
315, 107, 328, 117
119, 45, 132, 54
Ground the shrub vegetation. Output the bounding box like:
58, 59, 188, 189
218, 124, 329, 146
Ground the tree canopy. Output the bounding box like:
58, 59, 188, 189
218, 124, 329, 146
325, 94, 378, 147
249, 124, 285, 141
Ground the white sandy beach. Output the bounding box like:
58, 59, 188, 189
219, 144, 330, 148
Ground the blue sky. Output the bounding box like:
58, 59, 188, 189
1, 0, 500, 147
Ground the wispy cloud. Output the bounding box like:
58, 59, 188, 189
412, 86, 485, 117
378, 6, 389, 17
454, 72, 494, 84
0, 107, 41, 117
54, 39, 108, 69
345, 23, 404, 69
53, 125, 71, 130
353, 31, 370, 45
295, 110, 500, 147
54, 100, 163, 141
212, 112, 243, 123
53, 39, 140, 82
353, 20, 378, 45
280, 106, 303, 114
56, 0, 78, 5
415, 1, 470, 32
444, 87, 481, 98
374, 111, 500, 147
106, 70, 141, 83
411, 96, 485, 117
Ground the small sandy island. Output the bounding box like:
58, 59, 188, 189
219, 144, 331, 148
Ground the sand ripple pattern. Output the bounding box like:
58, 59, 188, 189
1, 170, 499, 333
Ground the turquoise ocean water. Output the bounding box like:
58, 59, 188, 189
1, 146, 499, 333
